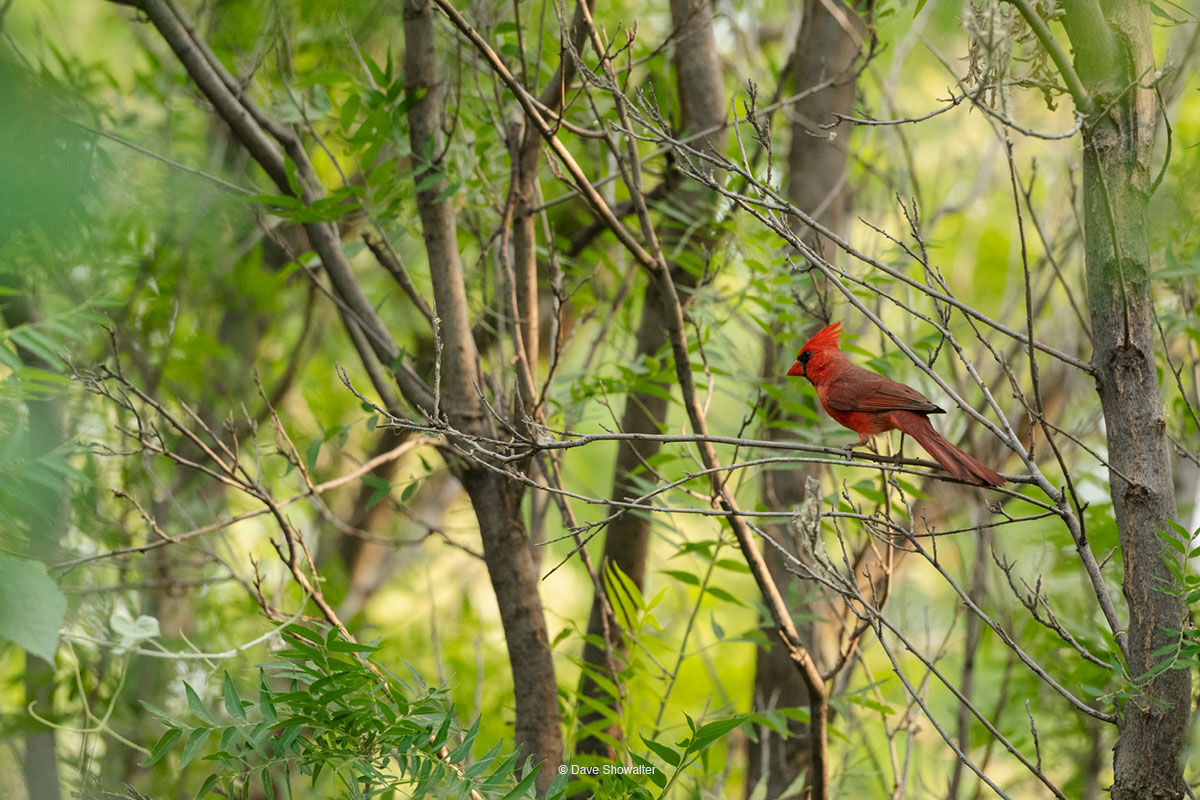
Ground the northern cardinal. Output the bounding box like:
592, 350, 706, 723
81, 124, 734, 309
787, 321, 1005, 487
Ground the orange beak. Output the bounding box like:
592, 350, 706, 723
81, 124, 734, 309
787, 360, 804, 377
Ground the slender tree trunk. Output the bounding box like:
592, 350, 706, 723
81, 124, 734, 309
403, 0, 562, 789
1056, 0, 1188, 795
575, 0, 726, 759
506, 1, 596, 551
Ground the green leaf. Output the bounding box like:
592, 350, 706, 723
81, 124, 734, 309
195, 774, 220, 799
140, 701, 178, 725
449, 716, 481, 763
258, 671, 277, 722
641, 736, 681, 766
305, 438, 322, 473
223, 671, 246, 721
0, 557, 66, 664
498, 766, 538, 800
634, 753, 667, 788
247, 192, 303, 210
365, 54, 389, 87
363, 473, 391, 509
1151, 250, 1200, 279
433, 181, 460, 204
140, 727, 181, 767
1150, 2, 1185, 23
325, 637, 381, 653
690, 715, 748, 751
7, 327, 64, 368
430, 708, 453, 749
780, 707, 811, 724
846, 695, 896, 715
180, 727, 212, 767
340, 92, 362, 133
662, 569, 699, 586
185, 682, 219, 727
261, 766, 275, 800
704, 585, 745, 606
0, 343, 21, 370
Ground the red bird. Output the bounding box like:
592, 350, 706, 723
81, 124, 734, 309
787, 321, 1005, 487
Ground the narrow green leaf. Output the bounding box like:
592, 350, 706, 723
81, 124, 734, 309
185, 683, 219, 727
633, 753, 667, 788
362, 473, 391, 508
195, 774, 220, 799
305, 438, 322, 473
448, 716, 481, 763
140, 727, 182, 767
258, 671, 277, 722
690, 715, 748, 751
641, 736, 681, 766
139, 701, 177, 725
704, 585, 746, 606
180, 727, 212, 767
430, 709, 453, 749
498, 767, 538, 800
662, 569, 699, 586
261, 766, 276, 800
223, 671, 246, 721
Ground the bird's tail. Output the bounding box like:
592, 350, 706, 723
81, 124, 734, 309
892, 411, 1005, 487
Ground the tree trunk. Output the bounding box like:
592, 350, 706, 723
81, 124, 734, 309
403, 0, 563, 789
1058, 0, 1189, 795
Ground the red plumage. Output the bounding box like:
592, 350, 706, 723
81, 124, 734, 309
787, 321, 1005, 487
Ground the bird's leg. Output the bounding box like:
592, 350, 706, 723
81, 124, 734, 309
842, 432, 872, 459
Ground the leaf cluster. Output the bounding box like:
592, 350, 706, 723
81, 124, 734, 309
140, 625, 543, 800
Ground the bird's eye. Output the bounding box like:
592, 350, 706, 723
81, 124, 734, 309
798, 351, 812, 365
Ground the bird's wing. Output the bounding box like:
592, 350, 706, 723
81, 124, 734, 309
824, 365, 944, 414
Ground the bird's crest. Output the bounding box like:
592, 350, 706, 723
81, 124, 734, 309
802, 320, 842, 352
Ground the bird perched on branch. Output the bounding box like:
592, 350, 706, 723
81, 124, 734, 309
787, 320, 1005, 487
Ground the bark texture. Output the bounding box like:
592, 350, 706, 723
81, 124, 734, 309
574, 0, 726, 759
1058, 0, 1188, 796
